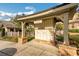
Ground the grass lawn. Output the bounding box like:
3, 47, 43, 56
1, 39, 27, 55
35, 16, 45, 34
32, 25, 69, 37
0, 36, 18, 42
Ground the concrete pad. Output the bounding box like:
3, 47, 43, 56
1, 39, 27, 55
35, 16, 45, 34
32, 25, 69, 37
27, 41, 50, 50
16, 46, 43, 56
12, 43, 29, 53
0, 41, 16, 50
0, 40, 60, 56
40, 51, 56, 56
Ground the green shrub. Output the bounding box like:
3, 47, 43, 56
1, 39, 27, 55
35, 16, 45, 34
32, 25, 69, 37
69, 29, 79, 33
69, 35, 79, 43
56, 34, 79, 47
56, 35, 64, 42
69, 35, 79, 47
27, 36, 34, 42
1, 28, 5, 37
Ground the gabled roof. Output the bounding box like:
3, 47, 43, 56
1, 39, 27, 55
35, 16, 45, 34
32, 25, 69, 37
17, 3, 78, 21
0, 21, 20, 28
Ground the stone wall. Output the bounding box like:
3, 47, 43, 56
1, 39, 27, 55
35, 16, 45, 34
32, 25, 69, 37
69, 32, 79, 35
59, 45, 77, 56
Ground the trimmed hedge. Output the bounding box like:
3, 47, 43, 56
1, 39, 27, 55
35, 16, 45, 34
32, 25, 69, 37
69, 35, 79, 43
27, 36, 34, 42
56, 35, 64, 42
56, 35, 79, 47
69, 35, 79, 47
69, 29, 79, 33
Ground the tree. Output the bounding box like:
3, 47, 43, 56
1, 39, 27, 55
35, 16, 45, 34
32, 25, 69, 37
56, 22, 64, 30
11, 14, 26, 27
25, 23, 34, 37
10, 15, 21, 27
55, 22, 64, 35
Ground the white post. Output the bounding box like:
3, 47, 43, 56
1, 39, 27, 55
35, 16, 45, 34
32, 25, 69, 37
11, 31, 12, 36
21, 22, 25, 38
63, 13, 69, 45
18, 22, 25, 44
4, 27, 8, 36
18, 31, 19, 37
50, 18, 56, 45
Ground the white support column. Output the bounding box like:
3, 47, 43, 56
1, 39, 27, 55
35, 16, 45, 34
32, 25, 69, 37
18, 31, 19, 37
18, 21, 26, 44
50, 18, 56, 45
21, 22, 25, 38
63, 13, 69, 45
4, 27, 8, 36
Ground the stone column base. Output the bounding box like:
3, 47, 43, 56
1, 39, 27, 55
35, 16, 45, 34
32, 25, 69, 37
35, 39, 53, 45
50, 40, 57, 46
59, 44, 77, 56
18, 37, 27, 44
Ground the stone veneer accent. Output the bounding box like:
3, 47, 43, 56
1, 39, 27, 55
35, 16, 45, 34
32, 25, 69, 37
59, 45, 77, 56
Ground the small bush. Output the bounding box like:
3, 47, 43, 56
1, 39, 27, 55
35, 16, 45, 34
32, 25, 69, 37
56, 35, 64, 42
27, 36, 34, 42
69, 35, 79, 43
69, 35, 79, 47
56, 34, 79, 47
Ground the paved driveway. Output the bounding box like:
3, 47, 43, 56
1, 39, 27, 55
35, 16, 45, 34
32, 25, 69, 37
0, 40, 60, 56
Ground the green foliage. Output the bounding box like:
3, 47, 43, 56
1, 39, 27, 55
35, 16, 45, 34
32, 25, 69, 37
27, 36, 34, 42
56, 34, 79, 47
26, 27, 34, 32
69, 35, 79, 43
0, 28, 3, 32
69, 29, 79, 33
56, 23, 64, 31
56, 35, 64, 42
1, 28, 5, 37
11, 15, 21, 27
69, 35, 79, 47
25, 24, 34, 37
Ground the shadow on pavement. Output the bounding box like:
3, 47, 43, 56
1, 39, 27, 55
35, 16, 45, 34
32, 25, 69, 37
0, 48, 17, 56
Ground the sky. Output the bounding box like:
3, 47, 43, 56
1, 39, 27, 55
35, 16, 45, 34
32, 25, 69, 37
0, 3, 62, 21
